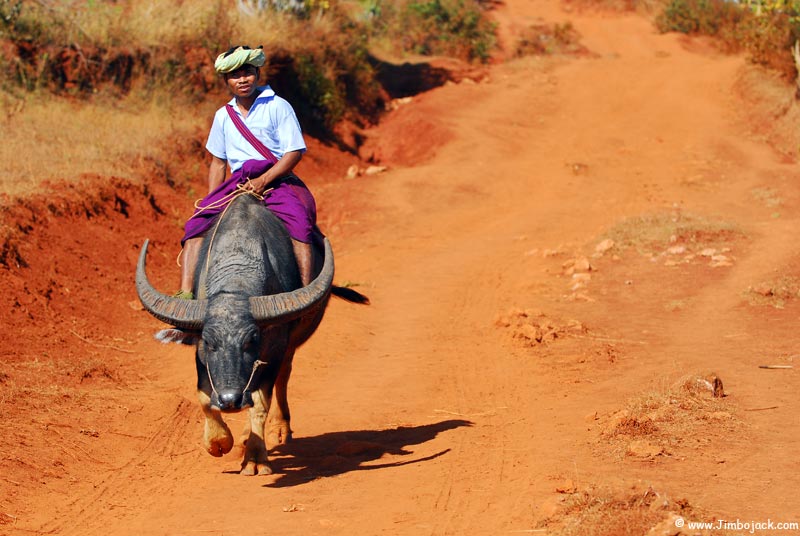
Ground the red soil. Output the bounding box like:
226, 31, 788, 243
2, 1, 799, 534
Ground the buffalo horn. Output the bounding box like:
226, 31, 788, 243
135, 239, 207, 330
249, 238, 334, 324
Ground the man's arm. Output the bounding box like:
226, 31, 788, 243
247, 150, 303, 194
208, 155, 227, 193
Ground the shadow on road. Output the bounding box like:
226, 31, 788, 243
263, 419, 473, 487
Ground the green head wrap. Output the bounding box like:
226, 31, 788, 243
214, 46, 266, 74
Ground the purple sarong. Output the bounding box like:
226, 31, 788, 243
181, 159, 322, 246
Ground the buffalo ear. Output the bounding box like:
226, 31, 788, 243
154, 328, 200, 345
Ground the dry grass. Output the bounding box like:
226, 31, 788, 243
20, 0, 299, 50
78, 1, 225, 46
539, 483, 698, 536
0, 91, 205, 197
601, 372, 739, 457
495, 308, 586, 346
746, 275, 800, 308
513, 22, 591, 58
602, 210, 742, 256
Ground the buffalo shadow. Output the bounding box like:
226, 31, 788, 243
263, 419, 472, 487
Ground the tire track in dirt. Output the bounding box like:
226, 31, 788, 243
36, 391, 203, 535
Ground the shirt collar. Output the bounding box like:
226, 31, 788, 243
226, 85, 275, 107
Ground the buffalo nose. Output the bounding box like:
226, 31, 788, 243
217, 389, 243, 410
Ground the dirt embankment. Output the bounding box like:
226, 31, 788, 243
2, 1, 800, 534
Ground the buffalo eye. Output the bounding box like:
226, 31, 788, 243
242, 332, 259, 353
202, 337, 218, 353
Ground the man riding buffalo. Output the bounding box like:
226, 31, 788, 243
177, 45, 320, 298
136, 45, 366, 475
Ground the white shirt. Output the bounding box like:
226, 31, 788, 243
205, 85, 307, 173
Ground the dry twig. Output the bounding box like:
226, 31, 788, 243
69, 329, 134, 354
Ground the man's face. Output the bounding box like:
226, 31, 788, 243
225, 65, 259, 98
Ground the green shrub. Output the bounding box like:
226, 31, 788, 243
295, 53, 346, 130
0, 0, 384, 135
655, 0, 745, 35
377, 0, 496, 62
656, 0, 800, 79
734, 12, 800, 74
514, 22, 588, 57
0, 0, 495, 137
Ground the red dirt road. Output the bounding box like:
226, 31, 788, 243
2, 1, 800, 534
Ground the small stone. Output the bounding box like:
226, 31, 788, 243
706, 374, 724, 397
645, 513, 686, 536
605, 409, 630, 432
566, 292, 594, 302
569, 162, 589, 175
573, 257, 593, 273
572, 273, 592, 283
699, 248, 717, 257
345, 164, 360, 179
595, 239, 615, 254
626, 440, 664, 458
511, 324, 541, 343
707, 411, 732, 420
494, 314, 512, 328
364, 165, 387, 175
555, 478, 577, 494
666, 245, 686, 255
752, 285, 773, 297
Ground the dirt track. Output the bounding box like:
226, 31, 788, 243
2, 0, 800, 534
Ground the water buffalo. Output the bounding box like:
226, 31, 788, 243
136, 194, 363, 475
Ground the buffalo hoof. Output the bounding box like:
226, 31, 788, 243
204, 420, 234, 457
241, 460, 273, 476
266, 423, 292, 449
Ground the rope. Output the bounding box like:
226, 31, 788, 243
206, 358, 267, 406
188, 181, 270, 405
176, 181, 271, 268
243, 360, 268, 393
190, 181, 266, 218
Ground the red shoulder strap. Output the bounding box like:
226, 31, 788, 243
225, 104, 279, 164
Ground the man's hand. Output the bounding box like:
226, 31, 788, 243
244, 150, 303, 195
246, 175, 271, 195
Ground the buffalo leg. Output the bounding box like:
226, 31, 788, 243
241, 385, 272, 476
198, 390, 233, 457
267, 351, 294, 448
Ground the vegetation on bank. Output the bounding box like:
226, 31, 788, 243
656, 0, 800, 85
0, 0, 496, 135
1, 0, 798, 197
